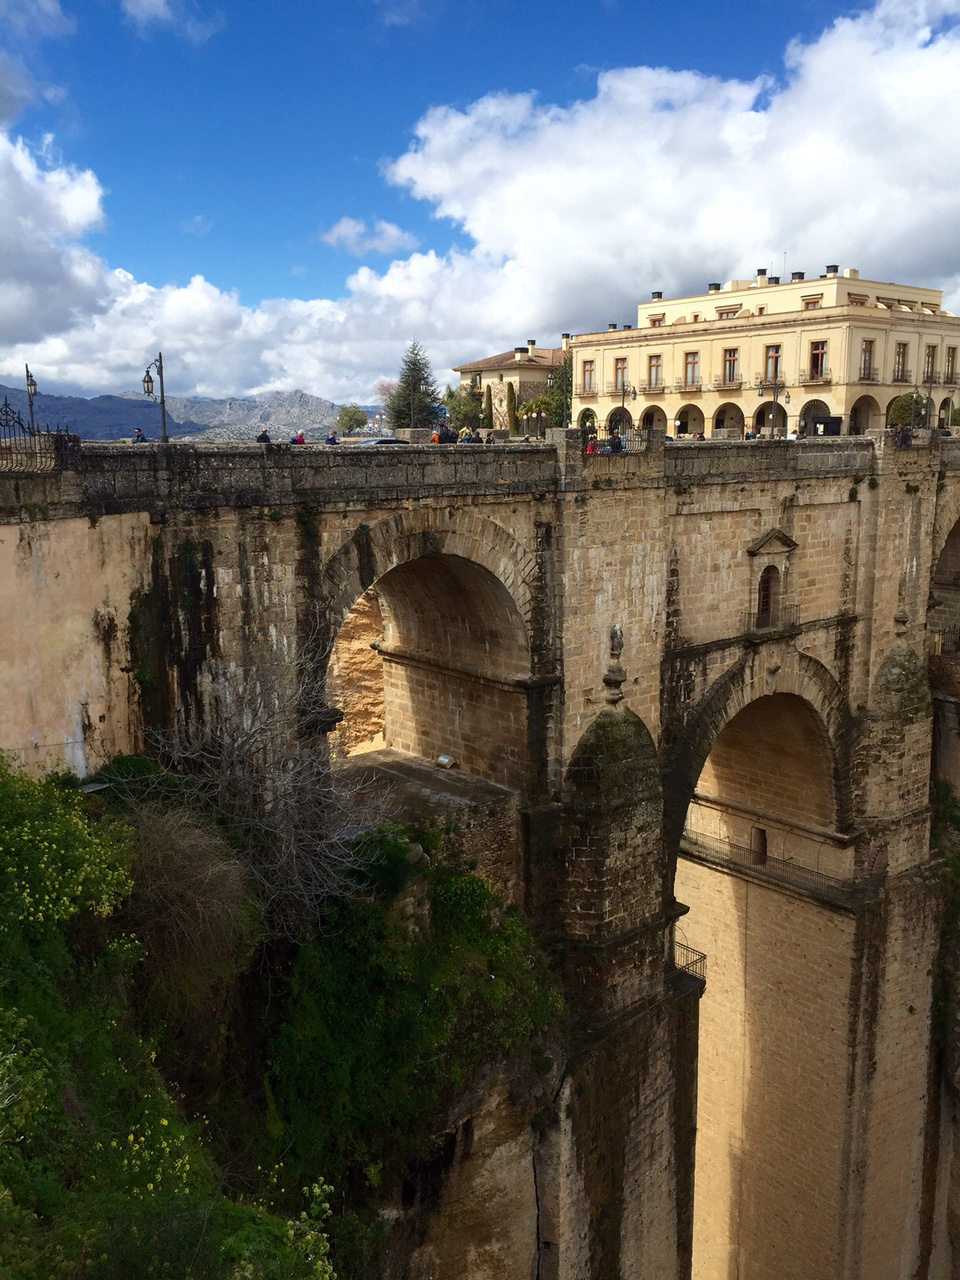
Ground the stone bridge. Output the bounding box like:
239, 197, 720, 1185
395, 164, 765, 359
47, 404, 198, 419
4, 427, 960, 1280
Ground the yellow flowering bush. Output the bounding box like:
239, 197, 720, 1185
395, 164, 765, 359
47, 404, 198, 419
0, 758, 131, 936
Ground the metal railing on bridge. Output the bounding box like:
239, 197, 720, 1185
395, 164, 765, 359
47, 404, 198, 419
0, 398, 79, 472
680, 828, 878, 907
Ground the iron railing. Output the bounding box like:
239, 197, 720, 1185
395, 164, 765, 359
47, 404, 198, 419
740, 603, 800, 635
0, 398, 79, 472
680, 829, 874, 906
584, 428, 650, 455
674, 941, 706, 982
799, 368, 832, 384
858, 367, 880, 382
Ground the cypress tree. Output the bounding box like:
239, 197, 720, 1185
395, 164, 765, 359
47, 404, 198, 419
483, 385, 493, 434
506, 381, 518, 436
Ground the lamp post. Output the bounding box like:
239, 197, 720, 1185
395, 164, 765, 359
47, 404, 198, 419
142, 352, 168, 443
24, 365, 37, 433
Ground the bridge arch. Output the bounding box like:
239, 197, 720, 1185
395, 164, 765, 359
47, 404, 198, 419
664, 645, 852, 856
320, 508, 547, 791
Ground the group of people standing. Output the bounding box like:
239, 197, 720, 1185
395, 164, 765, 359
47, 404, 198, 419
430, 423, 491, 444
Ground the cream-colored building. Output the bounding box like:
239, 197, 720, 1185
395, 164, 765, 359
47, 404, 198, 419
569, 264, 960, 438
453, 339, 566, 432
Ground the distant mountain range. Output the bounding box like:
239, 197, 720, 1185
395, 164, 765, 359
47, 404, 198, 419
0, 384, 352, 442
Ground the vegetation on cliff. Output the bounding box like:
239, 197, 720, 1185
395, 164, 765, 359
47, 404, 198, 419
0, 756, 564, 1278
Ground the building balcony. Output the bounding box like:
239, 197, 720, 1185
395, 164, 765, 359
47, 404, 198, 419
799, 368, 832, 385
713, 377, 743, 391
892, 369, 913, 384
923, 370, 941, 385
754, 375, 790, 392
858, 367, 880, 382
637, 380, 665, 395
604, 381, 634, 397
945, 370, 959, 387
575, 383, 597, 397
674, 379, 703, 394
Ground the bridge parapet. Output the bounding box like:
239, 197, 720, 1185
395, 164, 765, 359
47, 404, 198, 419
38, 440, 567, 517
663, 438, 876, 484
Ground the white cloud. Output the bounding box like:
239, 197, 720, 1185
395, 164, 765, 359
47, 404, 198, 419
181, 213, 212, 236
5, 0, 960, 403
120, 0, 223, 42
0, 0, 73, 38
322, 216, 419, 256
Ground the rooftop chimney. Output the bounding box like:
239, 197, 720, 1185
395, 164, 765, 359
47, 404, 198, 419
768, 276, 780, 285
826, 264, 839, 275
608, 323, 618, 330
623, 324, 633, 330
527, 339, 536, 354
791, 271, 805, 281
652, 291, 663, 300
514, 346, 527, 362
561, 333, 571, 351
708, 282, 721, 293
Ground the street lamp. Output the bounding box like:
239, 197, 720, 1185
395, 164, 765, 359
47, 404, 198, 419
142, 351, 168, 443
24, 364, 37, 434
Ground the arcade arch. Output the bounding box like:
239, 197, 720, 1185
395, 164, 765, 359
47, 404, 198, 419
755, 400, 787, 435
606, 406, 634, 434
673, 404, 705, 437
578, 408, 598, 432
848, 395, 879, 435
712, 402, 744, 436
640, 406, 667, 432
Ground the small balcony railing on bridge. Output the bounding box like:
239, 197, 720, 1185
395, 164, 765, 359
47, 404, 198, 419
680, 829, 878, 907
741, 603, 800, 635
673, 942, 707, 982
0, 397, 79, 473
584, 428, 650, 455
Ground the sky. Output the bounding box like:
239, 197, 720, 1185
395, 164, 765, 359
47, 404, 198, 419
2, 0, 960, 404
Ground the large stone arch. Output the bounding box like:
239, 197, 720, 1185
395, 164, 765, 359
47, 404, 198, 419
318, 506, 543, 648
931, 478, 960, 572
663, 644, 853, 856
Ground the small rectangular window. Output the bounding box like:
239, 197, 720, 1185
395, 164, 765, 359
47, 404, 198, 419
723, 348, 739, 383
648, 354, 662, 388
684, 351, 700, 386
803, 299, 821, 311
582, 360, 595, 393
718, 308, 739, 320
925, 344, 937, 381
860, 339, 875, 379
947, 348, 957, 382
810, 340, 827, 379
650, 314, 665, 328
894, 342, 908, 382
764, 344, 781, 382
614, 357, 627, 392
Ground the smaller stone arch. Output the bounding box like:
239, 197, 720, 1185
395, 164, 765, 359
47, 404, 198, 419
673, 404, 704, 437
939, 396, 955, 431
606, 406, 634, 433
756, 400, 788, 436
848, 395, 879, 436
641, 406, 667, 431
578, 408, 599, 432
713, 402, 744, 437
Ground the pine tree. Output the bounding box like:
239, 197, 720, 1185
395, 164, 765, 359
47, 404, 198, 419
388, 341, 442, 433
483, 385, 493, 434
506, 381, 518, 435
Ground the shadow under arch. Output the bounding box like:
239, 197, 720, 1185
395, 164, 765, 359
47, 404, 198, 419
663, 646, 854, 859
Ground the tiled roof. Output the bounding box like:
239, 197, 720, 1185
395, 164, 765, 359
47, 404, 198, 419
453, 347, 565, 373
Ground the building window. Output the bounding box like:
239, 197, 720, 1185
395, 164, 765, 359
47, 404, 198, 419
614, 357, 627, 392
472, 373, 481, 389
691, 313, 700, 323
894, 342, 908, 382
756, 565, 780, 629
650, 315, 664, 328
718, 308, 739, 320
803, 298, 822, 311
723, 348, 739, 383
810, 341, 827, 379
648, 354, 662, 388
582, 360, 595, 393
947, 348, 957, 383
925, 344, 937, 381
860, 339, 875, 379
849, 295, 867, 306
757, 306, 766, 316
684, 351, 700, 386
764, 344, 781, 382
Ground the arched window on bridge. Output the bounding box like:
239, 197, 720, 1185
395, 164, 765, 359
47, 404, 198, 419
756, 565, 780, 630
